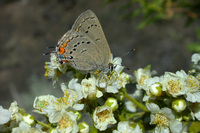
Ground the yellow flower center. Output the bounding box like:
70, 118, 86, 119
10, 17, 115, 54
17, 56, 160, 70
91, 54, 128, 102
97, 109, 110, 123
84, 83, 92, 88
187, 75, 199, 92
139, 75, 146, 85
39, 101, 49, 112
58, 114, 73, 129
51, 90, 71, 110
168, 80, 182, 94
154, 113, 170, 127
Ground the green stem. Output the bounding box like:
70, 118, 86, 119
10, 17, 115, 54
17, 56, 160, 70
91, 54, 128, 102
123, 88, 149, 112
90, 114, 98, 133
35, 120, 52, 129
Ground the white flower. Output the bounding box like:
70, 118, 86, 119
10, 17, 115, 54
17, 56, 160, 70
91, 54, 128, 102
61, 83, 84, 111
51, 110, 78, 133
189, 102, 200, 120
113, 121, 143, 133
185, 75, 200, 102
191, 53, 200, 64
9, 101, 23, 123
117, 72, 130, 88
110, 56, 124, 73
162, 70, 200, 102
107, 72, 130, 93
41, 90, 83, 122
143, 76, 163, 101
93, 105, 117, 131
162, 70, 188, 97
67, 78, 83, 100
44, 53, 69, 85
12, 121, 40, 133
147, 103, 183, 133
33, 95, 56, 114
97, 71, 130, 94
94, 55, 130, 94
0, 106, 11, 125
34, 85, 83, 123
81, 76, 103, 99
135, 68, 151, 89
0, 102, 24, 132
125, 101, 137, 113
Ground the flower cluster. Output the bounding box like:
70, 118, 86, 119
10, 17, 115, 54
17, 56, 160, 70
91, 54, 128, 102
130, 53, 200, 132
0, 101, 38, 132
1, 53, 200, 132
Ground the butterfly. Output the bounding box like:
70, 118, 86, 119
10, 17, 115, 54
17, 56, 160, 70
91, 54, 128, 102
55, 10, 112, 72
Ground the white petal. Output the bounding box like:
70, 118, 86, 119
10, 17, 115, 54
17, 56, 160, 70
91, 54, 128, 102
185, 92, 200, 103
74, 83, 83, 100
112, 130, 120, 133
73, 104, 84, 111
195, 110, 200, 120
117, 121, 129, 132
106, 86, 119, 93
160, 108, 174, 120
155, 126, 169, 133
194, 92, 200, 102
146, 103, 160, 113
191, 53, 200, 64
125, 101, 137, 113
48, 111, 62, 123
0, 106, 11, 124
143, 95, 150, 101
68, 78, 78, 90
169, 120, 183, 133
133, 124, 143, 133
96, 90, 103, 98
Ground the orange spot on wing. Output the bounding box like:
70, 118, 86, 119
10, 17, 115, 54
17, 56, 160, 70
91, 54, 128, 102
62, 43, 67, 47
61, 60, 68, 63
59, 47, 65, 53
61, 40, 70, 48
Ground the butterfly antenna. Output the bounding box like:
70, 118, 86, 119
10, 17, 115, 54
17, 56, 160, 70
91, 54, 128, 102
43, 52, 51, 56
116, 48, 135, 71
43, 51, 56, 56
125, 67, 132, 71
120, 48, 135, 58
46, 46, 55, 49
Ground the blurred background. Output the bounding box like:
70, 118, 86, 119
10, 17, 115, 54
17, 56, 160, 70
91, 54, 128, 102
0, 0, 200, 113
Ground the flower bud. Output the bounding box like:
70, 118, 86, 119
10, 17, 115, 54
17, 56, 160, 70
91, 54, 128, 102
172, 99, 186, 112
150, 83, 162, 96
78, 122, 89, 133
104, 98, 118, 111
23, 114, 35, 126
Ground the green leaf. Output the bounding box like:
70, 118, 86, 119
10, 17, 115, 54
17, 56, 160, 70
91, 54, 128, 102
188, 121, 200, 133
195, 28, 200, 40
187, 42, 200, 52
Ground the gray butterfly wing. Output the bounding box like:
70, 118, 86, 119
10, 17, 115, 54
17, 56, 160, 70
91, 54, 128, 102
56, 30, 105, 71
71, 10, 111, 68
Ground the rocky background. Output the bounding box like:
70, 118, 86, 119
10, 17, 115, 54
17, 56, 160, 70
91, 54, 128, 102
0, 0, 198, 112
